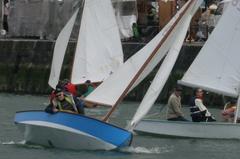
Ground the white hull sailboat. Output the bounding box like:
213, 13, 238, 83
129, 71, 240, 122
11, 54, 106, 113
134, 1, 240, 139
134, 120, 240, 139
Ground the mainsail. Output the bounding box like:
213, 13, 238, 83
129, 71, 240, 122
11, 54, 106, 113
48, 9, 79, 89
85, 0, 196, 120
71, 0, 123, 84
49, 0, 123, 88
179, 1, 240, 98
129, 0, 203, 129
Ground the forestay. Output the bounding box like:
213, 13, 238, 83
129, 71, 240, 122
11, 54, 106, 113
129, 0, 203, 129
85, 0, 195, 107
71, 0, 123, 84
48, 9, 79, 89
179, 1, 240, 98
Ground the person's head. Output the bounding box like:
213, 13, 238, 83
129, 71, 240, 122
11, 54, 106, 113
54, 87, 65, 101
58, 79, 69, 87
195, 88, 204, 98
85, 80, 91, 86
174, 85, 183, 96
55, 91, 65, 101
62, 79, 70, 84
4, 0, 9, 5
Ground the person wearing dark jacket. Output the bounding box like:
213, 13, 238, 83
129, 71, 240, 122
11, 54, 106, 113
45, 87, 84, 114
189, 88, 216, 122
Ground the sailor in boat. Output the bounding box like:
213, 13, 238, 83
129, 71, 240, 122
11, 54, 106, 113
48, 79, 78, 105
81, 80, 95, 98
59, 79, 78, 96
78, 80, 98, 108
189, 88, 216, 122
45, 86, 85, 114
166, 85, 188, 121
221, 99, 237, 122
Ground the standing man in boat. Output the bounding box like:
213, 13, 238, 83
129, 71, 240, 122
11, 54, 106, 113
189, 88, 216, 122
166, 85, 188, 121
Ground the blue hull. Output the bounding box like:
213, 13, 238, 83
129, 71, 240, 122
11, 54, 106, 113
14, 111, 132, 150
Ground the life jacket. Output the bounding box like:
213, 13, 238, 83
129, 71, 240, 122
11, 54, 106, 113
57, 95, 76, 112
189, 97, 202, 116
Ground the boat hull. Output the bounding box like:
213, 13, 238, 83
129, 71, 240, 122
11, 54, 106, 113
134, 119, 240, 139
15, 111, 132, 150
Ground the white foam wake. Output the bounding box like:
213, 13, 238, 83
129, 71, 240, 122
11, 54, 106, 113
120, 145, 173, 154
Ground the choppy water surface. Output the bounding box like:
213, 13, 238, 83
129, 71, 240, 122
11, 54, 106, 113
1, 93, 240, 159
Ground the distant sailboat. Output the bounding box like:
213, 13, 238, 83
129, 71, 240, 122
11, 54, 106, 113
134, 1, 240, 139
49, 0, 124, 88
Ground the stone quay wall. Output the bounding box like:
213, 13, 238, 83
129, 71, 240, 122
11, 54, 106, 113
0, 39, 206, 104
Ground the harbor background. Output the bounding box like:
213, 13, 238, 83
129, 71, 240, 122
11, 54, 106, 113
0, 0, 224, 106
0, 39, 203, 103
0, 1, 235, 158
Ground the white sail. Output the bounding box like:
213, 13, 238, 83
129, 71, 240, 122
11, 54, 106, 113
71, 0, 123, 84
48, 9, 79, 89
129, 0, 203, 129
179, 2, 240, 98
85, 0, 195, 107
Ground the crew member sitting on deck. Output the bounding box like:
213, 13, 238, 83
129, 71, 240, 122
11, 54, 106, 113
60, 79, 78, 96
166, 85, 188, 121
79, 80, 98, 108
221, 99, 237, 122
49, 79, 78, 106
81, 80, 95, 98
189, 88, 216, 122
45, 87, 85, 114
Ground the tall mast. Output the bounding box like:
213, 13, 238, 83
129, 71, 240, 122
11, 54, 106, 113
102, 0, 195, 121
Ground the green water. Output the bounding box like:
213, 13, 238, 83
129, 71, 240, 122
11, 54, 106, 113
0, 93, 240, 159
